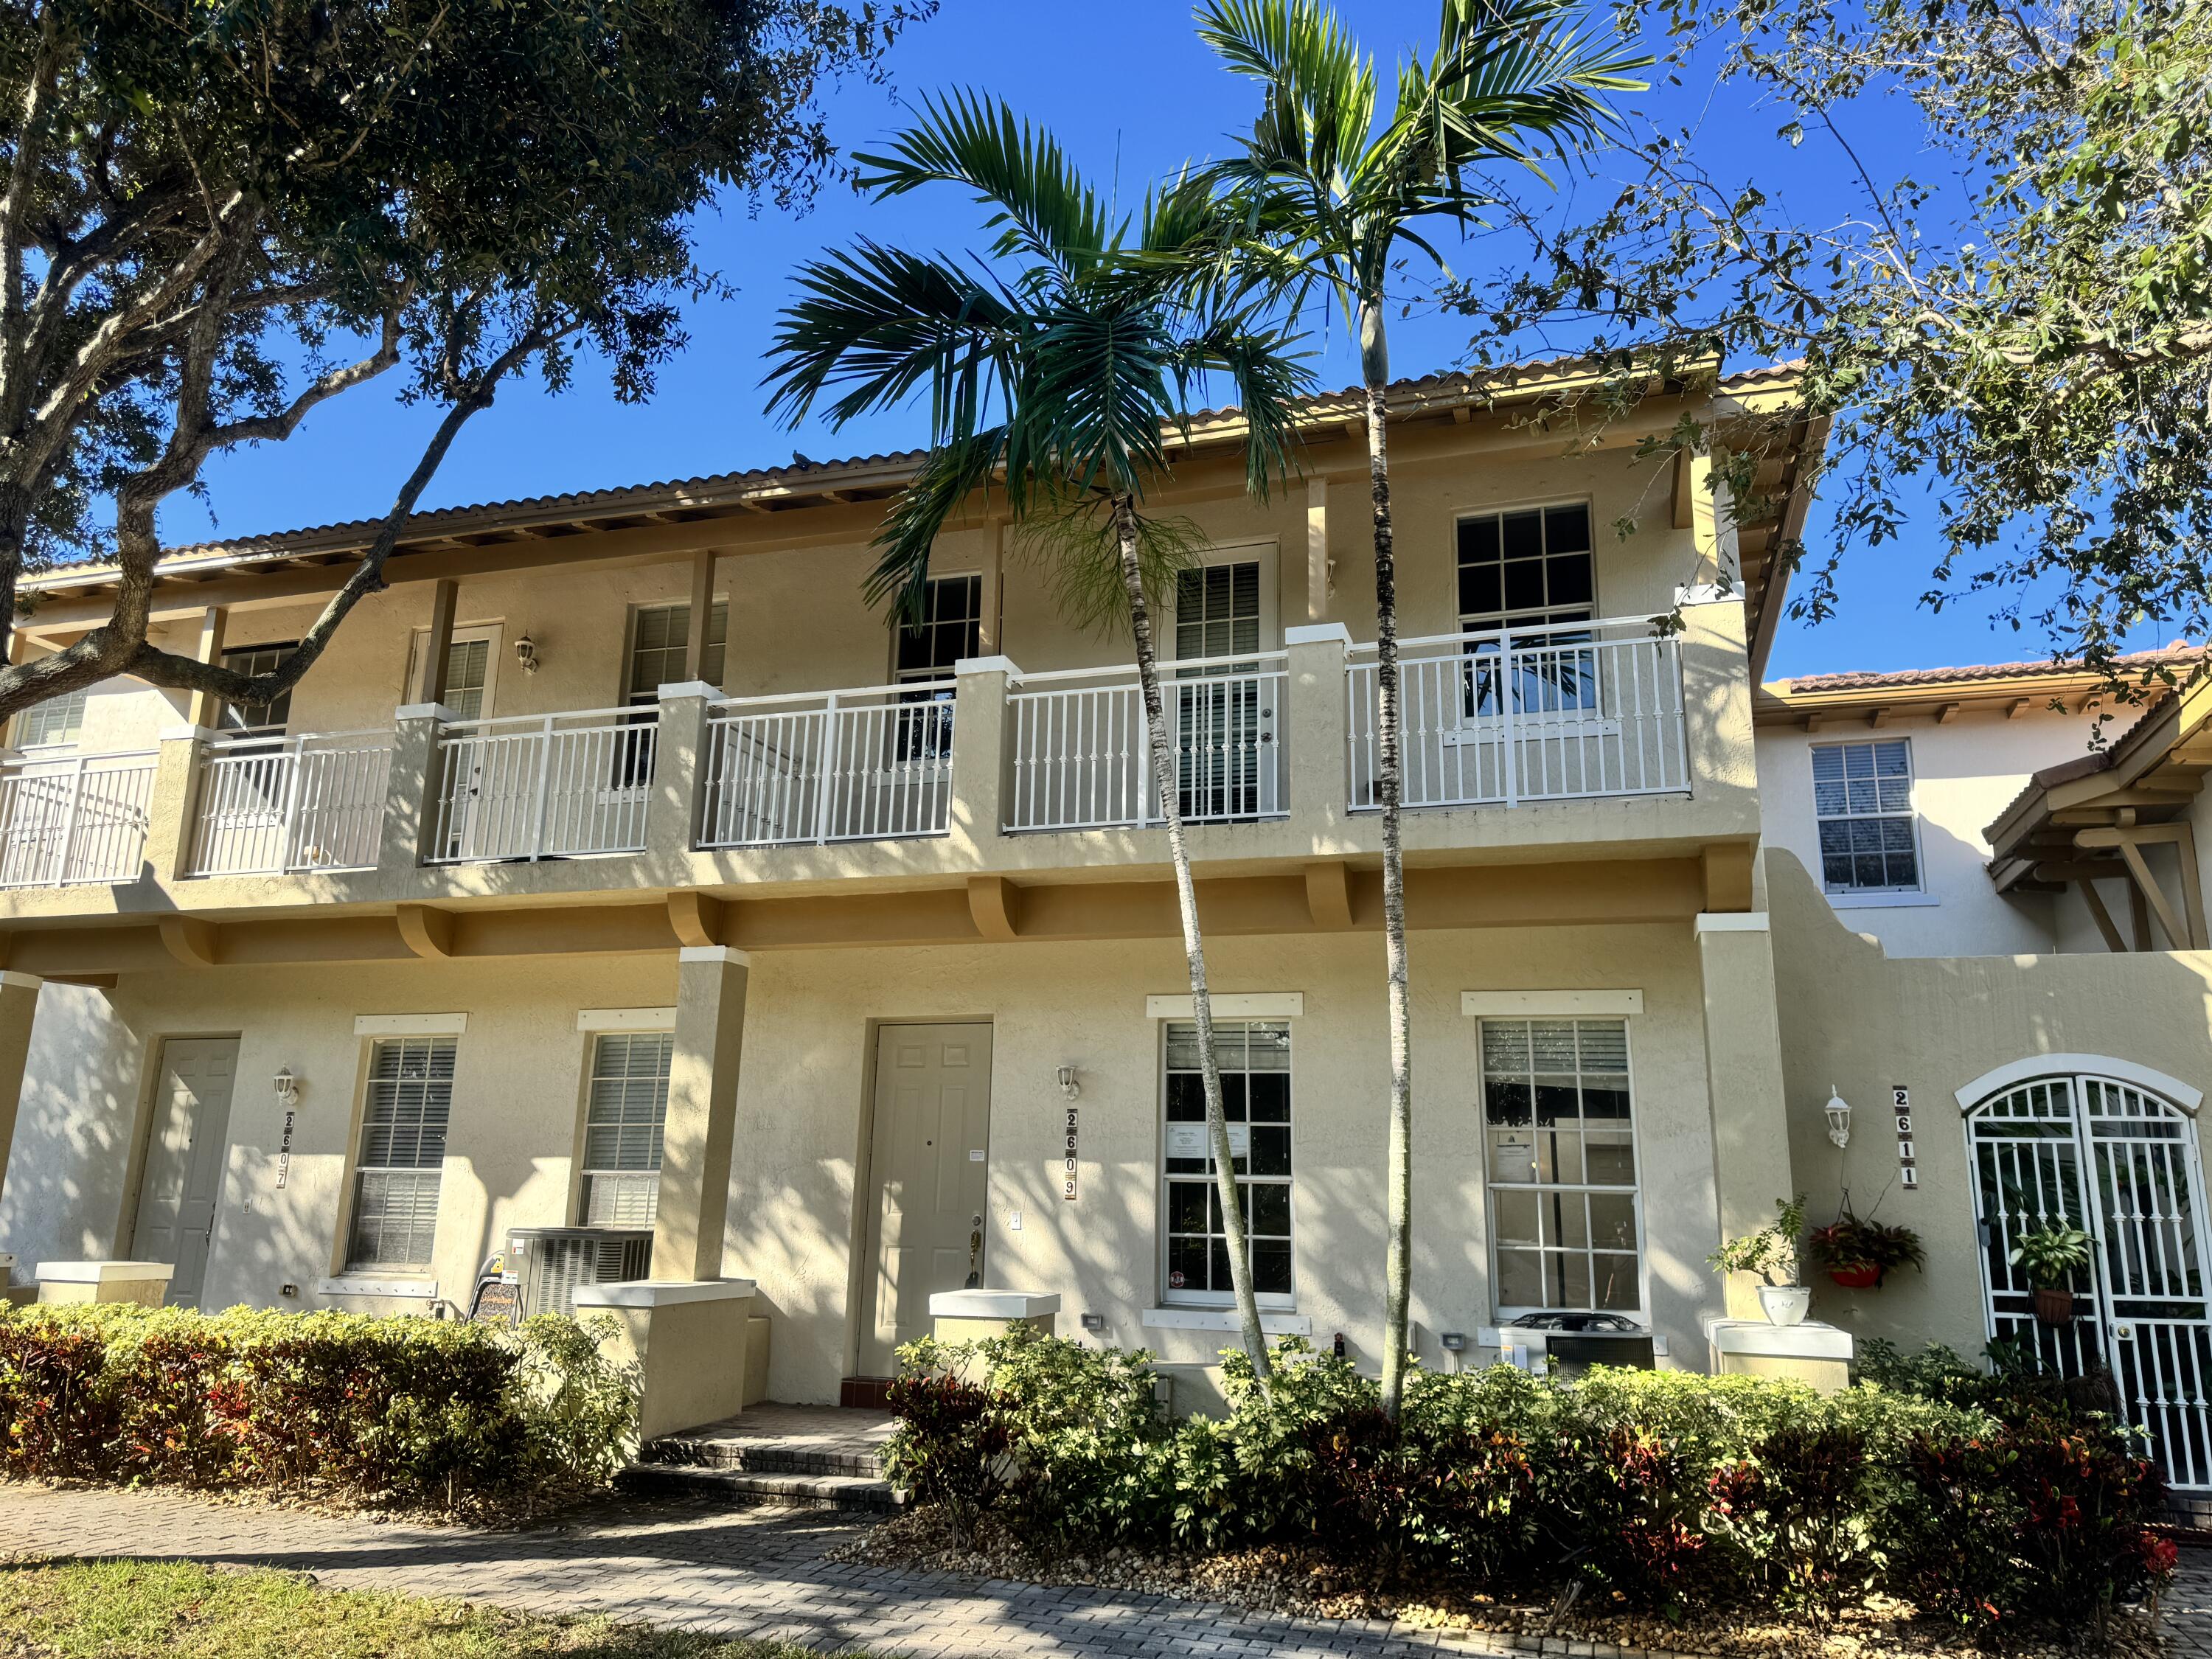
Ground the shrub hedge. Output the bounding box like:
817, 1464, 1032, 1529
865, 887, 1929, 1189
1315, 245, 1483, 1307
0, 1304, 638, 1517
885, 1330, 2175, 1640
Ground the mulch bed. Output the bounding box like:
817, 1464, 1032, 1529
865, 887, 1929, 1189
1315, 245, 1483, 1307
835, 1507, 2167, 1659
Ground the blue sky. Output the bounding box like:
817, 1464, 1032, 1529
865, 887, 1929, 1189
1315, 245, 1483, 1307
159, 0, 2081, 681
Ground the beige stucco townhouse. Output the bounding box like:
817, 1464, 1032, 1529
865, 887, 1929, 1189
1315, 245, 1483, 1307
0, 358, 2208, 1500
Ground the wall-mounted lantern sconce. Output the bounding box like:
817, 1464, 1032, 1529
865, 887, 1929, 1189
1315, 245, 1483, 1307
514, 633, 540, 675
274, 1065, 300, 1109
1057, 1065, 1082, 1100
1824, 1085, 1851, 1150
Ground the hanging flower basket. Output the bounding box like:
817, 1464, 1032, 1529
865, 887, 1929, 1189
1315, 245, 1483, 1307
1828, 1264, 1883, 1290
2034, 1285, 2078, 1326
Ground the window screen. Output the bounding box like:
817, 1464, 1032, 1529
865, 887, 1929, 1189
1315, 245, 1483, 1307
347, 1036, 454, 1270
1812, 739, 1919, 892
629, 601, 729, 701
579, 1031, 672, 1226
1161, 1019, 1292, 1304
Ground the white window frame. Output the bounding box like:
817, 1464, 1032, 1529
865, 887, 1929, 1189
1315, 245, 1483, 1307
1450, 500, 1607, 739
13, 687, 86, 750
1166, 537, 1279, 661
404, 624, 501, 722
890, 572, 984, 686
344, 1034, 456, 1273
1477, 1015, 1647, 1321
575, 1023, 675, 1228
1454, 498, 1598, 636
627, 598, 728, 702
217, 641, 298, 737
1157, 1015, 1295, 1311
1811, 736, 1924, 896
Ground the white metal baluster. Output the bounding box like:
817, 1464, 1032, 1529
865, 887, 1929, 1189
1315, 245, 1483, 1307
813, 694, 841, 844
54, 755, 85, 886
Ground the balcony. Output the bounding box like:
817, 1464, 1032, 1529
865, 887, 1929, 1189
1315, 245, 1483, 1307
0, 602, 1749, 904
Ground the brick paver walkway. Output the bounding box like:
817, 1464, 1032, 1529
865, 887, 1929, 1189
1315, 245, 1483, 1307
0, 1484, 1521, 1657
0, 1483, 2205, 1658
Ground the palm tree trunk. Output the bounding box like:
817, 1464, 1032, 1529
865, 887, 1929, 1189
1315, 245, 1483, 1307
1363, 299, 1415, 1422
1115, 493, 1273, 1386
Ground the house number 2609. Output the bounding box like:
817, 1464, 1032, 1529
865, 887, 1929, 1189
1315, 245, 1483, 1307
1062, 1107, 1079, 1200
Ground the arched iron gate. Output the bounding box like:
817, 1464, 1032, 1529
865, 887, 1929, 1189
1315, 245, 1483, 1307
1967, 1071, 2212, 1491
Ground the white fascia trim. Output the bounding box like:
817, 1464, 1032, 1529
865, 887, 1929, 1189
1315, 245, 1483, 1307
1141, 1306, 1312, 1336
678, 945, 751, 967
355, 1012, 467, 1037
1284, 622, 1354, 647
319, 1276, 439, 1299
1826, 890, 1940, 909
572, 1277, 757, 1310
1953, 1054, 2205, 1115
1145, 992, 1304, 1019
1694, 912, 1770, 934
577, 1006, 678, 1033
1463, 990, 1643, 1018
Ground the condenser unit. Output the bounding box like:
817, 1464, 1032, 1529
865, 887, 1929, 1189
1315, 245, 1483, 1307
504, 1226, 653, 1318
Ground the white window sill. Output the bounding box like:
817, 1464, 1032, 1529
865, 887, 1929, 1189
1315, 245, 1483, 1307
1142, 1306, 1311, 1335
1824, 890, 1939, 910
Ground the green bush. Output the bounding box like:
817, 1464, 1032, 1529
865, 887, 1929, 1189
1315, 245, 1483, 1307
0, 1304, 638, 1517
886, 1326, 2174, 1638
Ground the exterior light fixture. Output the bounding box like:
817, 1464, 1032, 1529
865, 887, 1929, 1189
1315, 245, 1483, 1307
1824, 1085, 1851, 1150
514, 633, 540, 674
273, 1066, 299, 1108
1057, 1065, 1081, 1100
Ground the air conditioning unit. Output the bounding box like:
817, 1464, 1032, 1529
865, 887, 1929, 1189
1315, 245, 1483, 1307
504, 1226, 653, 1318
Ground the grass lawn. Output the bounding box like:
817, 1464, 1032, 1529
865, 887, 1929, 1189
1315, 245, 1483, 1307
0, 1557, 867, 1658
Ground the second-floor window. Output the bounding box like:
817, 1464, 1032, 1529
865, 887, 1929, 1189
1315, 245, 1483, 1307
1813, 738, 1921, 893
628, 600, 728, 703
1458, 503, 1594, 635
13, 689, 85, 748
893, 574, 981, 686
219, 643, 294, 734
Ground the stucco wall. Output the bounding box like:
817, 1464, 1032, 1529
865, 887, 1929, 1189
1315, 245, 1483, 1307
1756, 705, 2107, 957
0, 919, 1730, 1402
1768, 846, 2212, 1354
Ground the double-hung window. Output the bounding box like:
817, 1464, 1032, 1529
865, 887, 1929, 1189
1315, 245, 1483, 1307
1161, 1019, 1293, 1305
1481, 1018, 1641, 1315
1456, 504, 1597, 720
627, 600, 729, 703
1812, 739, 1920, 894
13, 689, 85, 748
219, 642, 296, 736
579, 1031, 672, 1226
347, 1036, 454, 1270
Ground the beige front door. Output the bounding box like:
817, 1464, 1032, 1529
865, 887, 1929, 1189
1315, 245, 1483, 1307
859, 1023, 992, 1374
131, 1037, 240, 1307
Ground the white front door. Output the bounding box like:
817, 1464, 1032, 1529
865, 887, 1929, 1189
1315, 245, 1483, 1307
860, 1023, 993, 1374
1969, 1070, 2212, 1489
131, 1037, 240, 1307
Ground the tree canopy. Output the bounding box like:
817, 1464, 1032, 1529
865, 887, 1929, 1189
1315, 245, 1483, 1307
1454, 0, 2211, 684
0, 0, 924, 718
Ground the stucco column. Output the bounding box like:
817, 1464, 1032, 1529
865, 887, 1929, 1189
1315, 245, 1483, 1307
648, 681, 715, 863
0, 970, 40, 1213
184, 605, 229, 731
1694, 911, 1798, 1318
653, 945, 749, 1282
142, 725, 212, 882
1677, 594, 1759, 814
1284, 623, 1350, 836
378, 703, 453, 874
947, 655, 1018, 855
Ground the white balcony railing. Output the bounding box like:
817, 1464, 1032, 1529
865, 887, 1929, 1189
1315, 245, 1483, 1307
0, 750, 157, 888
699, 681, 955, 848
187, 731, 393, 877
428, 706, 657, 863
1005, 653, 1288, 832
1348, 617, 1688, 811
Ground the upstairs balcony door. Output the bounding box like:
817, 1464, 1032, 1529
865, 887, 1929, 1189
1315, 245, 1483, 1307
1169, 550, 1279, 823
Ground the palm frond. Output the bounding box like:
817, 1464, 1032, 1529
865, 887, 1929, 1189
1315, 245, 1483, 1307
866, 429, 1010, 623
1010, 497, 1207, 639
855, 90, 1118, 275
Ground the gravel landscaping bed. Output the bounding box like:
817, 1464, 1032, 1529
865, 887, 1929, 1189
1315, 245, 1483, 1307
837, 1507, 2168, 1659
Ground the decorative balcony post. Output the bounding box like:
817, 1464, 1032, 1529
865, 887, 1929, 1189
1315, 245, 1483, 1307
1676, 588, 1756, 813
378, 703, 453, 874
649, 681, 716, 865
947, 655, 1018, 856
1284, 624, 1350, 835
142, 726, 212, 883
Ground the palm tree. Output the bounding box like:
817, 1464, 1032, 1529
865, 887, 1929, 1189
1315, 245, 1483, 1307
1197, 0, 1645, 1418
763, 94, 1313, 1383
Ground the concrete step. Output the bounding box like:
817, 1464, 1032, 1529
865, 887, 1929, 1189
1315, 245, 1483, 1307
616, 1460, 905, 1513
640, 1436, 884, 1479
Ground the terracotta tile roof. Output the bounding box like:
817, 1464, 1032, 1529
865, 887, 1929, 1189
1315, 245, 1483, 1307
1774, 641, 2207, 698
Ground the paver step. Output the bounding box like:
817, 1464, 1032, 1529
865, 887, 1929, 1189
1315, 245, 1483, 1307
639, 1436, 884, 1479
616, 1461, 905, 1513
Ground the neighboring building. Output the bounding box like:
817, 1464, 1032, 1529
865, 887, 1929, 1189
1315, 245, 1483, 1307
0, 358, 2207, 1501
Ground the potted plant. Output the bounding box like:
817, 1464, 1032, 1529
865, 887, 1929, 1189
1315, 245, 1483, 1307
1805, 1203, 1926, 1289
1710, 1196, 1812, 1325
2010, 1224, 2095, 1325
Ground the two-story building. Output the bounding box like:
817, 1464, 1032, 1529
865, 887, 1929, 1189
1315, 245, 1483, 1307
1, 355, 2207, 1504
